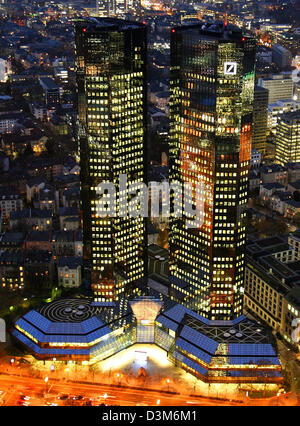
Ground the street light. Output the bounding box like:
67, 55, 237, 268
156, 399, 160, 405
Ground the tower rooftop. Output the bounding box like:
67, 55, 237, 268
75, 17, 145, 32
172, 21, 251, 42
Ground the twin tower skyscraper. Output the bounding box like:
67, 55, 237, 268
75, 18, 256, 322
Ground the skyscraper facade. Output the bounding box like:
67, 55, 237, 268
96, 0, 116, 17
169, 22, 256, 320
96, 0, 130, 17
275, 110, 300, 165
252, 85, 269, 156
75, 18, 147, 304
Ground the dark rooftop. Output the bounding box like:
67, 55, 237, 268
173, 21, 252, 42
75, 17, 145, 33
58, 257, 82, 269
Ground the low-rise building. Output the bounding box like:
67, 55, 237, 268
285, 199, 300, 219
62, 186, 80, 209
249, 168, 261, 192
25, 231, 51, 252
287, 180, 300, 194
260, 182, 286, 202
0, 112, 23, 134
10, 208, 52, 231
50, 229, 82, 258
33, 185, 59, 213
24, 251, 56, 290
0, 249, 24, 291
58, 257, 82, 288
0, 186, 23, 219
251, 149, 262, 168
26, 177, 48, 203
39, 77, 60, 107
0, 232, 25, 249
261, 164, 288, 185
286, 162, 300, 183
59, 207, 79, 230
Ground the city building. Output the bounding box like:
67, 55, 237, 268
0, 249, 24, 291
24, 251, 56, 290
58, 257, 82, 288
0, 232, 25, 250
11, 294, 282, 385
275, 110, 300, 166
50, 230, 82, 258
25, 231, 51, 252
287, 162, 300, 182
268, 99, 300, 134
169, 22, 256, 320
249, 169, 261, 192
39, 77, 60, 107
10, 208, 52, 231
252, 86, 269, 155
260, 164, 288, 185
244, 234, 300, 348
75, 18, 147, 303
59, 207, 79, 230
272, 44, 292, 69
0, 112, 23, 134
0, 186, 23, 219
96, 0, 116, 17
251, 149, 262, 169
11, 20, 283, 388
54, 67, 68, 83
257, 73, 294, 103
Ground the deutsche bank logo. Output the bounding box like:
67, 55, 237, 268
224, 62, 237, 75
0, 318, 5, 342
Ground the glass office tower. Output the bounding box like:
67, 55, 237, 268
252, 86, 269, 156
275, 110, 300, 166
75, 18, 147, 304
169, 22, 256, 320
